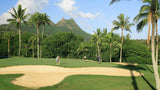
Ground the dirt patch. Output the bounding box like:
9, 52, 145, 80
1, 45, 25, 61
0, 65, 142, 89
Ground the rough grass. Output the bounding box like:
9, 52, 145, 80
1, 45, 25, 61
0, 57, 159, 90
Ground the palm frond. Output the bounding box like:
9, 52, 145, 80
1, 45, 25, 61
21, 8, 27, 19
155, 11, 160, 19
143, 0, 152, 4
134, 13, 148, 23
112, 20, 121, 27
7, 19, 16, 23
139, 5, 150, 13
124, 25, 132, 33
103, 28, 107, 35
23, 14, 30, 20
9, 12, 17, 19
133, 14, 140, 23
124, 16, 130, 26
112, 27, 119, 31
12, 7, 18, 17
109, 0, 120, 5
136, 18, 148, 33
96, 28, 102, 36
18, 4, 22, 18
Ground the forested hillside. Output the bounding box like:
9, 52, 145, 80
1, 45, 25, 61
0, 18, 91, 41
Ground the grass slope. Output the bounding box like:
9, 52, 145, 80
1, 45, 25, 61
0, 57, 159, 90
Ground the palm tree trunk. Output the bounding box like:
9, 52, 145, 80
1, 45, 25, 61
8, 39, 10, 57
25, 46, 27, 56
97, 42, 100, 63
18, 25, 21, 57
155, 19, 158, 70
40, 24, 45, 58
151, 9, 160, 90
120, 28, 123, 63
147, 13, 152, 48
32, 41, 34, 58
110, 43, 112, 63
37, 23, 39, 58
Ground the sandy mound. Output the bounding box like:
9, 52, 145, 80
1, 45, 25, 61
0, 65, 142, 89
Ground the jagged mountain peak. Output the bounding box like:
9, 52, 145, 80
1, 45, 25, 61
0, 17, 91, 41
49, 21, 55, 26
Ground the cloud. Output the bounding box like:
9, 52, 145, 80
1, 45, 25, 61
56, 0, 100, 19
0, 0, 49, 25
57, 0, 77, 13
77, 12, 100, 19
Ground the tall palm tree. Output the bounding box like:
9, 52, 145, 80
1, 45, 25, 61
92, 28, 102, 63
155, 2, 160, 68
134, 0, 152, 48
7, 4, 29, 57
29, 36, 36, 58
106, 31, 113, 63
29, 12, 42, 58
3, 31, 11, 57
151, 0, 160, 89
40, 13, 50, 58
112, 14, 134, 63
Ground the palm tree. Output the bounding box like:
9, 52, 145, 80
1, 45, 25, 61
23, 43, 28, 57
107, 31, 113, 63
151, 1, 160, 89
134, 0, 152, 48
40, 13, 50, 58
155, 2, 160, 68
77, 42, 88, 59
29, 12, 42, 58
29, 36, 36, 58
7, 4, 29, 57
112, 14, 134, 63
92, 28, 102, 63
3, 31, 11, 57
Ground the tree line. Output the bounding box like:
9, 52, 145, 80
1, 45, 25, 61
0, 30, 154, 65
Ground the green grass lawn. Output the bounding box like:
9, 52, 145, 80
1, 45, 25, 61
0, 57, 159, 90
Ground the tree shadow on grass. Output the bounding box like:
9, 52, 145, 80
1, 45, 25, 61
144, 65, 154, 73
116, 65, 156, 90
130, 70, 138, 90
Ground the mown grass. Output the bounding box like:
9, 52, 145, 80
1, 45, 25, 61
0, 57, 117, 68
0, 57, 159, 90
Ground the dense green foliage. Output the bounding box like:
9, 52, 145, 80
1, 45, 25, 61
42, 32, 84, 58
0, 57, 159, 90
0, 30, 156, 64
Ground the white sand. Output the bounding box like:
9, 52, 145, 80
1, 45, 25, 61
0, 65, 142, 89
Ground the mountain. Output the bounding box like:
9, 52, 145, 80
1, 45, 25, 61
0, 18, 91, 41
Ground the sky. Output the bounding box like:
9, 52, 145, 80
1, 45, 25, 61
0, 0, 158, 40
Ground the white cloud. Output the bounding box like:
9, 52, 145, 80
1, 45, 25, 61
77, 12, 100, 19
0, 0, 49, 25
57, 0, 77, 13
56, 0, 100, 19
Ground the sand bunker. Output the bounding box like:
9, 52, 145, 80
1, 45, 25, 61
0, 65, 142, 89
115, 63, 138, 66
